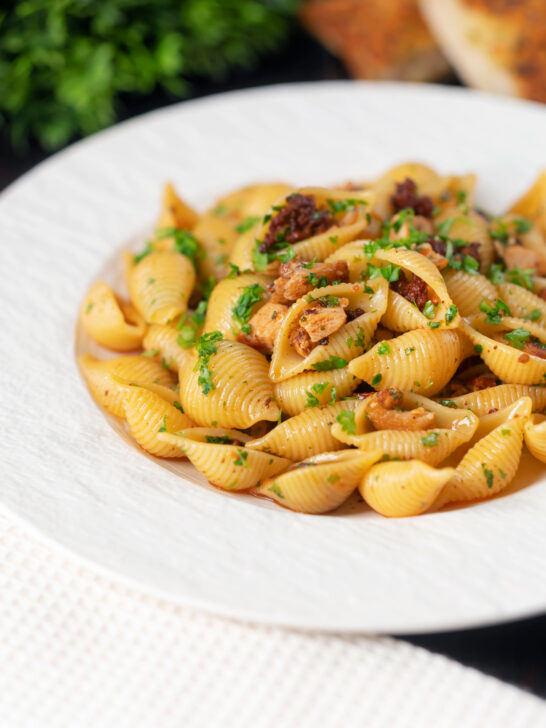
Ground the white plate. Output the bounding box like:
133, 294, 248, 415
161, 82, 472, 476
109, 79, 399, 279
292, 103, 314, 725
2, 82, 546, 634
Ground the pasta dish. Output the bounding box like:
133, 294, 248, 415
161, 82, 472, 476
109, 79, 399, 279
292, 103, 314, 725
77, 163, 546, 516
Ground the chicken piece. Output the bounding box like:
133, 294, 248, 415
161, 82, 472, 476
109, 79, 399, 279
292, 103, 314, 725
367, 389, 436, 431
288, 327, 314, 357
270, 259, 349, 304
299, 298, 349, 343
524, 339, 546, 360
417, 242, 449, 270
237, 302, 289, 354
503, 244, 546, 275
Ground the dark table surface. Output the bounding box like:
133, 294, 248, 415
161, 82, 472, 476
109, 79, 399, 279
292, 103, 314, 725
2, 27, 545, 699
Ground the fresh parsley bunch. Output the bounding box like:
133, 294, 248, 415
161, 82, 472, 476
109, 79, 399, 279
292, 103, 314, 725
0, 0, 298, 150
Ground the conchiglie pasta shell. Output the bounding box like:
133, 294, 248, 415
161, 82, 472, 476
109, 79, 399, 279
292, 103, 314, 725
204, 272, 272, 338
193, 213, 239, 281
434, 208, 495, 273
508, 170, 546, 236
495, 283, 546, 328
254, 449, 382, 514
442, 269, 497, 318
524, 414, 546, 463
373, 247, 459, 331
460, 318, 546, 385
325, 240, 369, 281
128, 252, 195, 324
270, 280, 388, 382
78, 354, 175, 417
115, 380, 194, 457
331, 394, 478, 466
360, 461, 455, 518
273, 367, 360, 416
246, 400, 357, 460
142, 323, 193, 372
349, 329, 464, 396
437, 397, 532, 506
444, 384, 546, 417
180, 340, 279, 428
155, 181, 199, 231
157, 428, 291, 490
79, 281, 147, 351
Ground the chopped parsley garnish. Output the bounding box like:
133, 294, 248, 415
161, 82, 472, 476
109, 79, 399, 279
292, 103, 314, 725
479, 298, 511, 325
501, 429, 511, 436
158, 416, 167, 433
489, 264, 535, 290
233, 448, 248, 467
232, 283, 265, 333
368, 263, 401, 283
438, 399, 457, 408
176, 300, 208, 349
422, 300, 436, 319
307, 272, 329, 288
227, 263, 240, 278
503, 327, 531, 350
336, 410, 356, 435
326, 198, 366, 214
354, 328, 366, 349
142, 349, 159, 357
474, 344, 483, 354
173, 401, 184, 413
85, 302, 94, 314
305, 382, 329, 408
421, 432, 439, 447
405, 346, 415, 355
155, 227, 202, 268
461, 255, 479, 275
252, 242, 269, 271
312, 356, 348, 371
269, 483, 284, 499
235, 216, 261, 234
490, 219, 509, 245
371, 373, 382, 387
445, 304, 458, 324
206, 434, 234, 444
194, 331, 223, 395
134, 241, 155, 263
523, 309, 542, 321
377, 341, 391, 355
513, 217, 533, 234
427, 322, 441, 329
327, 473, 340, 483
482, 463, 494, 488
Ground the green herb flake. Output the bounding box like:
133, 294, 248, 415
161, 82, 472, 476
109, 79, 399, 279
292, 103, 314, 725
422, 300, 436, 319
158, 416, 167, 433
482, 463, 494, 488
142, 349, 159, 357
501, 429, 511, 436
503, 327, 531, 350
514, 217, 533, 234
134, 241, 155, 264
269, 483, 284, 499
327, 473, 340, 483
377, 341, 391, 355
371, 373, 382, 387
523, 308, 542, 322
368, 263, 401, 283
206, 434, 234, 445
405, 346, 415, 355
195, 331, 223, 395
235, 216, 261, 234
474, 344, 483, 354
445, 304, 458, 324
173, 401, 184, 413
427, 322, 441, 329
438, 399, 457, 408
312, 356, 348, 371
421, 432, 439, 447
336, 410, 356, 435
227, 263, 240, 279
479, 298, 511, 325
232, 283, 265, 331
234, 448, 248, 468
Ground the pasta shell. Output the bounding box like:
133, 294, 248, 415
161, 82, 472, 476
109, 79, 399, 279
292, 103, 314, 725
443, 269, 497, 318
78, 354, 175, 417
360, 460, 455, 518
79, 281, 147, 351
460, 317, 546, 385
142, 323, 194, 372
349, 328, 464, 396
204, 272, 272, 339
193, 212, 239, 282
325, 240, 369, 281
434, 209, 494, 273
157, 428, 291, 490
508, 170, 546, 236
331, 393, 478, 465
270, 279, 388, 382
254, 449, 382, 514
115, 380, 194, 457
440, 384, 546, 417
246, 400, 357, 460
180, 340, 279, 428
128, 251, 195, 324
496, 282, 546, 328
155, 181, 199, 231
437, 397, 532, 506
524, 414, 546, 463
273, 367, 360, 416
374, 247, 460, 331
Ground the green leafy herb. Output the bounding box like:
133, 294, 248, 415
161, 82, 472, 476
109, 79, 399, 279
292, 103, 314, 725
405, 346, 415, 355
438, 399, 457, 408
336, 410, 356, 434
173, 401, 184, 413
482, 463, 494, 488
85, 302, 94, 314
235, 216, 261, 234
462, 255, 479, 275
479, 298, 511, 325
234, 448, 248, 467
305, 382, 329, 408
514, 217, 533, 234
503, 327, 531, 350
155, 228, 202, 267
421, 432, 439, 447
312, 356, 348, 371
252, 242, 269, 271
505, 267, 535, 290
354, 328, 366, 349
422, 300, 436, 319
501, 429, 511, 436
142, 349, 159, 357
134, 241, 155, 264
523, 309, 542, 321
326, 198, 366, 214
427, 322, 441, 329
371, 373, 382, 387
327, 473, 340, 483
194, 331, 222, 395
227, 263, 240, 279
474, 344, 483, 354
487, 263, 506, 285
368, 263, 400, 283
269, 483, 284, 499
158, 416, 167, 433
377, 342, 390, 355
232, 283, 265, 332
307, 272, 329, 288
445, 304, 458, 324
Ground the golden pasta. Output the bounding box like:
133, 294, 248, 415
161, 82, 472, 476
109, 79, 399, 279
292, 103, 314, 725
76, 165, 546, 516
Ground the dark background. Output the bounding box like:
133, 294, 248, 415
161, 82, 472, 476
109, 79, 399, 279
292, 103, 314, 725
2, 26, 545, 698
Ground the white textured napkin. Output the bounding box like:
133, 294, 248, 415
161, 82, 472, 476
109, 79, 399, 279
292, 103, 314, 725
0, 510, 544, 728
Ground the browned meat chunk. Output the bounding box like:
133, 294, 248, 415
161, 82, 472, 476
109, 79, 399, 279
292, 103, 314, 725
524, 339, 546, 359
467, 375, 497, 391
367, 388, 436, 431
288, 327, 314, 357
391, 178, 434, 218
417, 242, 449, 270
391, 273, 435, 310
237, 302, 289, 354
459, 242, 481, 263
539, 289, 546, 301
270, 259, 349, 304
299, 299, 349, 342
260, 193, 334, 253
